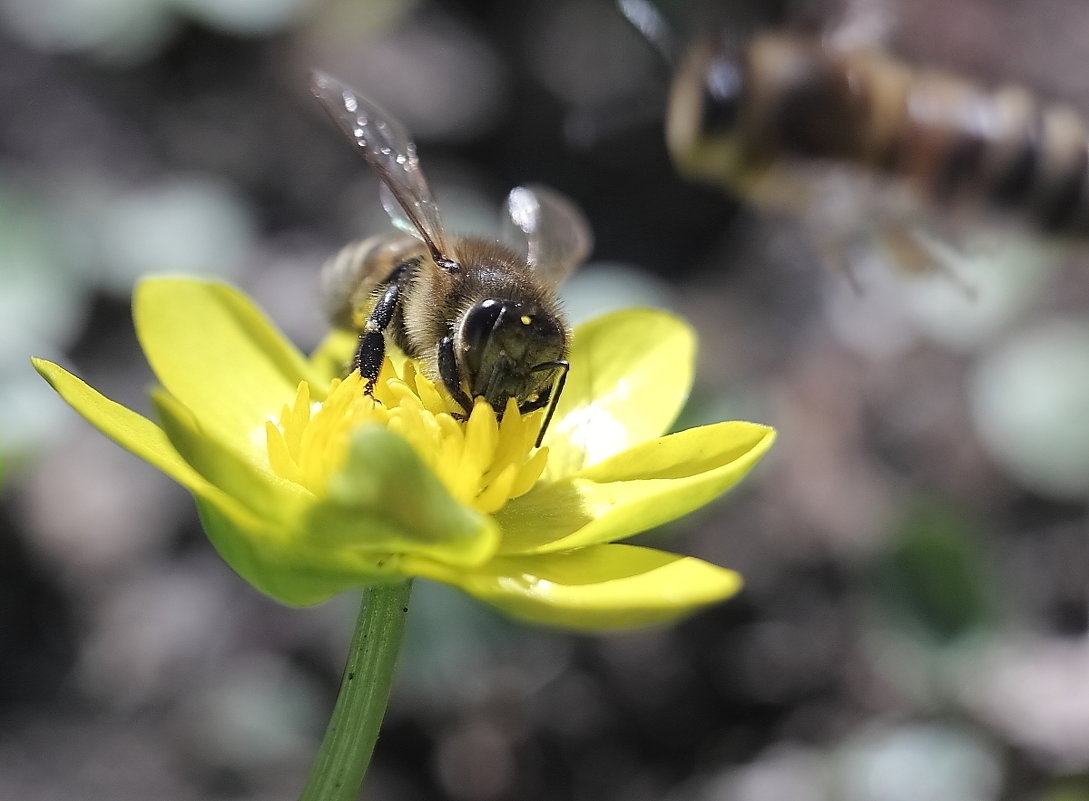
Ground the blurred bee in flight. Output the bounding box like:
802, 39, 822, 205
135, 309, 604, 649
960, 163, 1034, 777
311, 72, 592, 446
660, 9, 1089, 280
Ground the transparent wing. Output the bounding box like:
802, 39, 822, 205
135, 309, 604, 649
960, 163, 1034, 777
617, 0, 677, 65
825, 0, 897, 50
310, 70, 451, 262
500, 184, 593, 288
378, 182, 425, 240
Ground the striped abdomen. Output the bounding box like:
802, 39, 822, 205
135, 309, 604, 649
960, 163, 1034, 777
320, 232, 425, 331
669, 32, 1089, 236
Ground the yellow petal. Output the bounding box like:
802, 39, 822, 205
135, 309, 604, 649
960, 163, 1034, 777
158, 397, 498, 604
498, 422, 775, 554
194, 498, 411, 606
151, 389, 313, 516
32, 358, 265, 533
308, 425, 501, 567
133, 277, 319, 463
543, 309, 696, 479
406, 544, 742, 631
308, 328, 358, 383
34, 359, 480, 607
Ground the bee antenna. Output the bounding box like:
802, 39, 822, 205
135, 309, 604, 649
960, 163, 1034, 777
531, 360, 569, 449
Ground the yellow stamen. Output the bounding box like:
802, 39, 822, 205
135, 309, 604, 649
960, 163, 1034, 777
264, 359, 548, 514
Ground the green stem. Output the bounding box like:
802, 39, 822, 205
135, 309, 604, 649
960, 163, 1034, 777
299, 580, 412, 801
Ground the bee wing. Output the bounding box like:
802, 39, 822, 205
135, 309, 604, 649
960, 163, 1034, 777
617, 0, 678, 66
825, 0, 896, 50
310, 71, 452, 263
500, 184, 593, 288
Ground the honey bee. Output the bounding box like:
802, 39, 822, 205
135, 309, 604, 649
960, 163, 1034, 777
310, 72, 591, 446
667, 31, 1089, 263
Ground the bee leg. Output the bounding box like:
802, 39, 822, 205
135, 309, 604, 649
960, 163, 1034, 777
526, 360, 569, 448
437, 335, 474, 412
879, 226, 977, 298
354, 281, 403, 394
517, 392, 550, 414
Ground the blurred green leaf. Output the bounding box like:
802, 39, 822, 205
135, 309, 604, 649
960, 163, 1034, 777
1037, 780, 1089, 801
872, 502, 998, 645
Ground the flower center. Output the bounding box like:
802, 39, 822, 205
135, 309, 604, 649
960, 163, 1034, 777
264, 358, 548, 514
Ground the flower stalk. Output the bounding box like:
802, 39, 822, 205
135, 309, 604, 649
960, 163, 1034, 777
299, 580, 413, 801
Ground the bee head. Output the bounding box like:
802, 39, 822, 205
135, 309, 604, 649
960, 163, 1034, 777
667, 40, 751, 188
458, 298, 568, 412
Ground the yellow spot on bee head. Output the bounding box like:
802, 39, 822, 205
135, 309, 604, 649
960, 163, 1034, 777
520, 315, 533, 326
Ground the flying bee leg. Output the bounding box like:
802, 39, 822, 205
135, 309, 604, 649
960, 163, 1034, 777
808, 229, 865, 293
876, 225, 978, 298
437, 335, 474, 413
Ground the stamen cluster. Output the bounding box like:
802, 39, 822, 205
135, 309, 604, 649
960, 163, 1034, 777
265, 361, 548, 514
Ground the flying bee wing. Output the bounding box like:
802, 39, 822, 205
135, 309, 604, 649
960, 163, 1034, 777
825, 0, 897, 51
310, 71, 452, 264
617, 0, 678, 66
500, 184, 593, 288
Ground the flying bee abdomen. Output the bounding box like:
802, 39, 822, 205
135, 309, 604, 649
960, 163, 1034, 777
320, 233, 425, 330
669, 32, 1089, 237
878, 62, 1089, 234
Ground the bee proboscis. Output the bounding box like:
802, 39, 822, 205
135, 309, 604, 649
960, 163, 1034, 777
311, 72, 592, 447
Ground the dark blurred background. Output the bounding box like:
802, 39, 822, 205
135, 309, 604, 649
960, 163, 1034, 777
4, 0, 1089, 799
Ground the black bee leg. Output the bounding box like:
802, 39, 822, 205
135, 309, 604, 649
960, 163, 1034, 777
437, 335, 474, 413
355, 281, 402, 394
526, 360, 569, 448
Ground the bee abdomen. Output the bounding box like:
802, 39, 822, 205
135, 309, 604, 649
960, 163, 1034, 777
888, 75, 1089, 235
320, 233, 423, 330
731, 34, 1089, 235
1010, 105, 1089, 234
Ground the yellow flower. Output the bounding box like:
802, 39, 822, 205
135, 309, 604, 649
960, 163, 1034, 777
33, 277, 774, 630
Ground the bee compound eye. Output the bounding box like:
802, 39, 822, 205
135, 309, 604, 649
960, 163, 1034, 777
701, 53, 745, 135
461, 299, 505, 365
